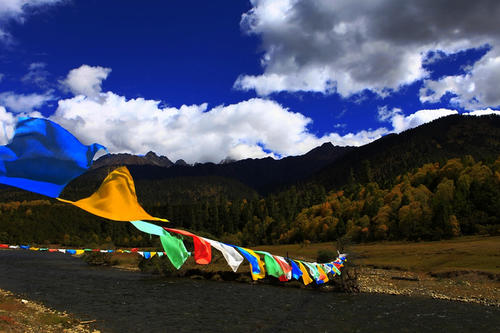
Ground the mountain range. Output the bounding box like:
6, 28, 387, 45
86, 114, 500, 196
0, 114, 499, 246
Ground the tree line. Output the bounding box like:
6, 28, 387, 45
0, 155, 498, 247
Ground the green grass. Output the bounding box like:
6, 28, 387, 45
252, 236, 500, 274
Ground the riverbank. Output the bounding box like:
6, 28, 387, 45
103, 235, 500, 306
352, 235, 500, 306
0, 288, 98, 333
255, 235, 500, 306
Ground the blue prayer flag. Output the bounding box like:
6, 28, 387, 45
0, 117, 106, 198
234, 246, 261, 275
289, 259, 303, 280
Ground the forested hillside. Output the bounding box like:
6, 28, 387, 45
277, 155, 500, 244
0, 115, 499, 247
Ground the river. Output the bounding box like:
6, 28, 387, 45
0, 250, 498, 332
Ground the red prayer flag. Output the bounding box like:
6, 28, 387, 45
164, 228, 212, 265
273, 255, 292, 281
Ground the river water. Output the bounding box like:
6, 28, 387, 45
0, 250, 498, 332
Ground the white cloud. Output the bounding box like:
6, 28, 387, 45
21, 62, 50, 88
0, 0, 64, 41
462, 108, 500, 116
377, 106, 402, 122
390, 108, 458, 133
46, 66, 487, 162
236, 0, 500, 100
60, 65, 111, 100
48, 76, 392, 163
0, 91, 53, 112
4, 63, 492, 164
420, 49, 500, 109
0, 106, 16, 144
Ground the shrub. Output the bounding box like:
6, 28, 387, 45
317, 249, 336, 263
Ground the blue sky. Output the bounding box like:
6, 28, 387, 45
0, 0, 499, 163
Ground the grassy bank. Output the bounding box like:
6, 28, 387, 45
250, 235, 500, 275
253, 235, 500, 306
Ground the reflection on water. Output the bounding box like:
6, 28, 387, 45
0, 251, 498, 332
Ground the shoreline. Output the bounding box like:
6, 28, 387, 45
0, 288, 98, 333
357, 266, 499, 307
109, 254, 499, 307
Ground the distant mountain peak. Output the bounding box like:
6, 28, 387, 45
92, 151, 173, 169
174, 159, 188, 166
219, 157, 236, 164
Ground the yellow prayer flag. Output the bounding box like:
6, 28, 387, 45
75, 250, 85, 255
58, 166, 167, 222
297, 261, 313, 285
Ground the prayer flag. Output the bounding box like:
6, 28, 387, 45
203, 238, 244, 272
256, 251, 285, 280
58, 166, 167, 222
164, 228, 211, 264
0, 117, 106, 198
304, 262, 321, 283
273, 256, 292, 281
290, 259, 303, 280
130, 221, 190, 269
234, 246, 265, 280
159, 231, 190, 269
296, 261, 313, 285
327, 263, 341, 275
317, 264, 329, 283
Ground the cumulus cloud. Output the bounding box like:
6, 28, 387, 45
236, 0, 500, 101
390, 108, 458, 133
0, 91, 53, 112
0, 0, 64, 41
420, 49, 500, 109
60, 65, 111, 100
48, 66, 391, 162
50, 92, 389, 163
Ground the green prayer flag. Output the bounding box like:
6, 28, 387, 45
131, 221, 190, 269
256, 251, 284, 279
160, 231, 190, 269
